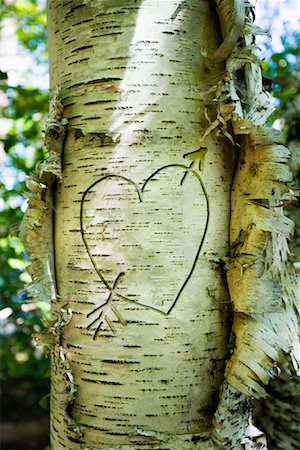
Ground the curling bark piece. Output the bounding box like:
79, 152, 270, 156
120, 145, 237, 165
225, 127, 300, 398
205, 0, 299, 446
208, 0, 246, 63
19, 89, 68, 305
39, 88, 68, 183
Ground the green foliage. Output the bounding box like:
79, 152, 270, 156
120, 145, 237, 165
0, 0, 47, 65
261, 31, 300, 118
0, 0, 49, 383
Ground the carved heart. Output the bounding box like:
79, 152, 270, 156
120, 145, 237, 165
80, 164, 208, 315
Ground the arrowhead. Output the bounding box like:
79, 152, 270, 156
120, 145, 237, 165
183, 148, 207, 171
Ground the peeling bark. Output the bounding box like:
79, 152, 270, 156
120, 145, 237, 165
225, 128, 299, 396
253, 76, 300, 450
206, 0, 300, 447
207, 0, 246, 63
19, 89, 83, 443
20, 89, 67, 304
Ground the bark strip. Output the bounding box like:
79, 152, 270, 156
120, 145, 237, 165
20, 90, 84, 443
206, 0, 300, 447
20, 89, 67, 305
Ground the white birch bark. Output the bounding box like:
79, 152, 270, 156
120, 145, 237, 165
46, 0, 235, 448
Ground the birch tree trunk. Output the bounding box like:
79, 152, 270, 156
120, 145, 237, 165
21, 1, 299, 449
46, 1, 234, 448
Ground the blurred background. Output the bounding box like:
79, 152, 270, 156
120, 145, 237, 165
0, 0, 299, 449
